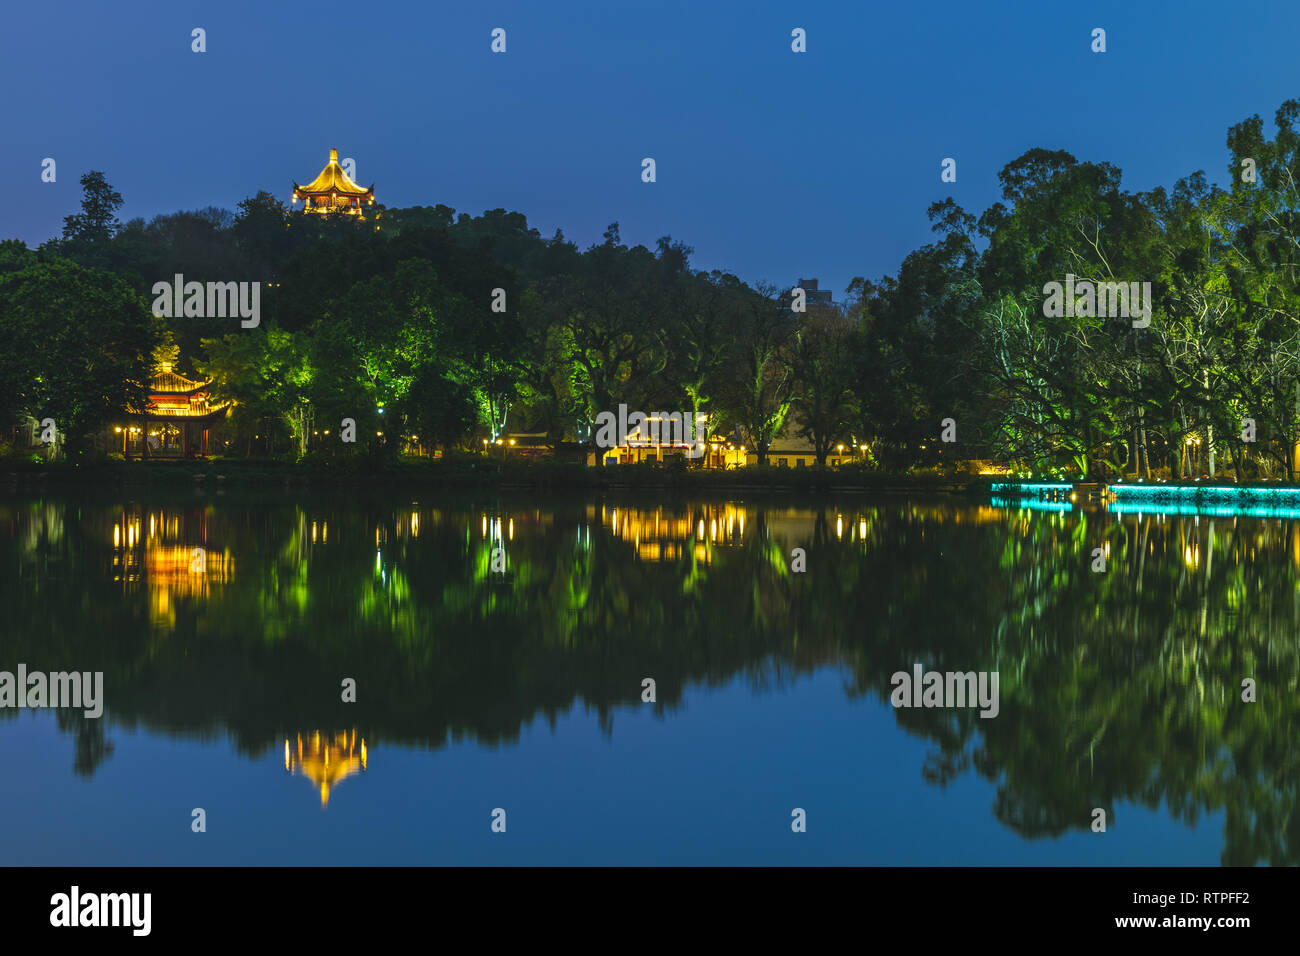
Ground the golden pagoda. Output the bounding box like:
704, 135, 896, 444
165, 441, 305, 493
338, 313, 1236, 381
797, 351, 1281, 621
285, 730, 368, 808
292, 148, 375, 216
113, 363, 231, 458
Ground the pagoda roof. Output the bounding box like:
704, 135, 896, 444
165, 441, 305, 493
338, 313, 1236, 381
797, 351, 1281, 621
129, 368, 231, 419
293, 148, 374, 198
151, 369, 210, 395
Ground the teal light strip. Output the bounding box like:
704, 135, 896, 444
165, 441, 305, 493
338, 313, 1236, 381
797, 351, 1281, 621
990, 496, 1074, 512
1108, 500, 1300, 519
989, 482, 1072, 495
1108, 483, 1300, 501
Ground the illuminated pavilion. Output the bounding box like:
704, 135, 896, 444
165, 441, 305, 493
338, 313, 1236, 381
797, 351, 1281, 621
292, 148, 375, 216
114, 367, 230, 458
285, 730, 368, 808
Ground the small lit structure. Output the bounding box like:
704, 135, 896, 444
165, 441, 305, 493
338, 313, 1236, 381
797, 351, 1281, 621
588, 414, 718, 467
292, 148, 375, 216
113, 367, 230, 458
285, 730, 368, 808
750, 436, 826, 468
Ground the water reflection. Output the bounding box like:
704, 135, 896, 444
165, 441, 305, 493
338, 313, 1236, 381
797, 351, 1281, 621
286, 730, 368, 808
2, 494, 1299, 863
106, 507, 235, 628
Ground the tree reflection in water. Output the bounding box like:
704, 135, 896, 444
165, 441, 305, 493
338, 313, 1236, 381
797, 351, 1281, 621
1, 494, 1297, 863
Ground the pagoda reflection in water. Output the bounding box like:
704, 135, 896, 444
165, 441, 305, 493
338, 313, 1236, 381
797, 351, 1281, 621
285, 730, 368, 808
110, 506, 234, 631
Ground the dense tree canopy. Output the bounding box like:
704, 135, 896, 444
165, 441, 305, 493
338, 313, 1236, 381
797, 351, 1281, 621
11, 98, 1300, 476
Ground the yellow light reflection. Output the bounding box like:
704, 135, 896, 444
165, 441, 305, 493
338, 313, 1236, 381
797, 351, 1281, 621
285, 729, 368, 809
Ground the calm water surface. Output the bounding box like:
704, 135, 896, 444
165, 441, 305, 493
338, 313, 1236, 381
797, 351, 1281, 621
1, 492, 1295, 865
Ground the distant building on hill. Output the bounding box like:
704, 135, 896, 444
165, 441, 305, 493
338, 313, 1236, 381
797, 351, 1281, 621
292, 148, 375, 217
797, 278, 833, 307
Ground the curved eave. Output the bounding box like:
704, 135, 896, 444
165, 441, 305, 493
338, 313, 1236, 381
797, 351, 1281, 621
294, 169, 374, 197
127, 401, 232, 419
295, 186, 375, 200
141, 406, 231, 422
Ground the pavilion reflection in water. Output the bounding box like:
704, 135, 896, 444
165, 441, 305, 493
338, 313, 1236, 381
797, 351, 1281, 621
110, 507, 234, 629
285, 730, 368, 808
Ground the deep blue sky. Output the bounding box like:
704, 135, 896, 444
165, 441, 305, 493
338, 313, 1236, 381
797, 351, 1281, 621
3, 0, 1297, 297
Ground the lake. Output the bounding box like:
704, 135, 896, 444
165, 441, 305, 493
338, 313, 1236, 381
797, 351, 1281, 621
1, 491, 1293, 865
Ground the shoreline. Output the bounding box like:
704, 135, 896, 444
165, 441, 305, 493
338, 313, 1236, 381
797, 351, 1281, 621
0, 457, 975, 496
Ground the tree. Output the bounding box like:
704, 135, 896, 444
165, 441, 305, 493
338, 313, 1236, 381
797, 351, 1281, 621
234, 191, 295, 281
199, 324, 314, 458
719, 283, 796, 464
58, 171, 124, 269
406, 364, 478, 454
787, 305, 859, 464
0, 260, 155, 452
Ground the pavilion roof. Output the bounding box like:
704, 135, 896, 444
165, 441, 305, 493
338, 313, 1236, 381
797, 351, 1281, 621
294, 148, 374, 198
129, 368, 231, 419
151, 369, 209, 395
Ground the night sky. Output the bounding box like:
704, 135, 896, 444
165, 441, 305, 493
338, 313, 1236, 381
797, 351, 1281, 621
3, 0, 1298, 296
